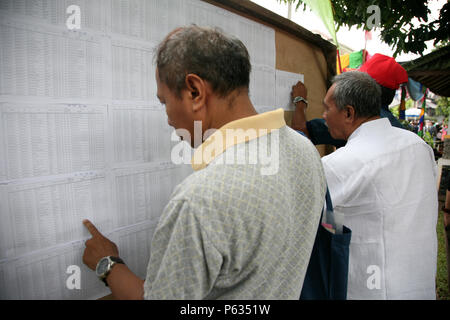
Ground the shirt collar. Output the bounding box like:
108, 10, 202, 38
191, 108, 286, 171
348, 117, 390, 142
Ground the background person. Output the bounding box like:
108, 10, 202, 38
291, 53, 408, 148
320, 71, 438, 299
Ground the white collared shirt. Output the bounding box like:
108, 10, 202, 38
322, 118, 438, 300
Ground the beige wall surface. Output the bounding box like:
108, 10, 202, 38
276, 30, 329, 155
207, 0, 334, 155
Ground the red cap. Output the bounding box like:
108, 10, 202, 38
358, 53, 408, 89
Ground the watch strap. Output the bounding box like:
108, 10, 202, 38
293, 96, 308, 107
110, 256, 125, 264
100, 256, 125, 286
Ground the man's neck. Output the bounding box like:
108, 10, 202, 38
208, 89, 258, 130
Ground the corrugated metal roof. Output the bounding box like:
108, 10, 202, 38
401, 45, 450, 97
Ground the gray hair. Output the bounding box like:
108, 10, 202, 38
332, 71, 381, 118
155, 25, 251, 98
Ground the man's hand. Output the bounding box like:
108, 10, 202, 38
290, 81, 309, 137
291, 81, 307, 103
82, 219, 145, 299
82, 219, 119, 270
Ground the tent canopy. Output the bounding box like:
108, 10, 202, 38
401, 45, 450, 97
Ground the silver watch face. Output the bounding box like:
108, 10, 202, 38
96, 257, 110, 276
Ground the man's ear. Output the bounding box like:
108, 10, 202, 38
185, 73, 206, 112
344, 105, 356, 123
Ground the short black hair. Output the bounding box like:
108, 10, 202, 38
380, 85, 396, 106
155, 25, 251, 98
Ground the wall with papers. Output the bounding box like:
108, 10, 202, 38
0, 0, 331, 299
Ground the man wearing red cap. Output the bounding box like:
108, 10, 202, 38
291, 53, 409, 147
299, 70, 438, 299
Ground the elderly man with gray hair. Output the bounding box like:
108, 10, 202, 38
321, 71, 438, 299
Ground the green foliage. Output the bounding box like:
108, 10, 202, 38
423, 131, 434, 148
391, 105, 399, 118
389, 98, 414, 118
436, 210, 450, 300
405, 99, 415, 109
279, 0, 450, 57
436, 97, 450, 122
400, 119, 413, 131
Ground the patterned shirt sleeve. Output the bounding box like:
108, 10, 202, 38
143, 199, 223, 299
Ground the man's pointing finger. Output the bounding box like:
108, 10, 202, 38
83, 219, 102, 237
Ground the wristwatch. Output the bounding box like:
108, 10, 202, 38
293, 96, 308, 107
95, 256, 125, 286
